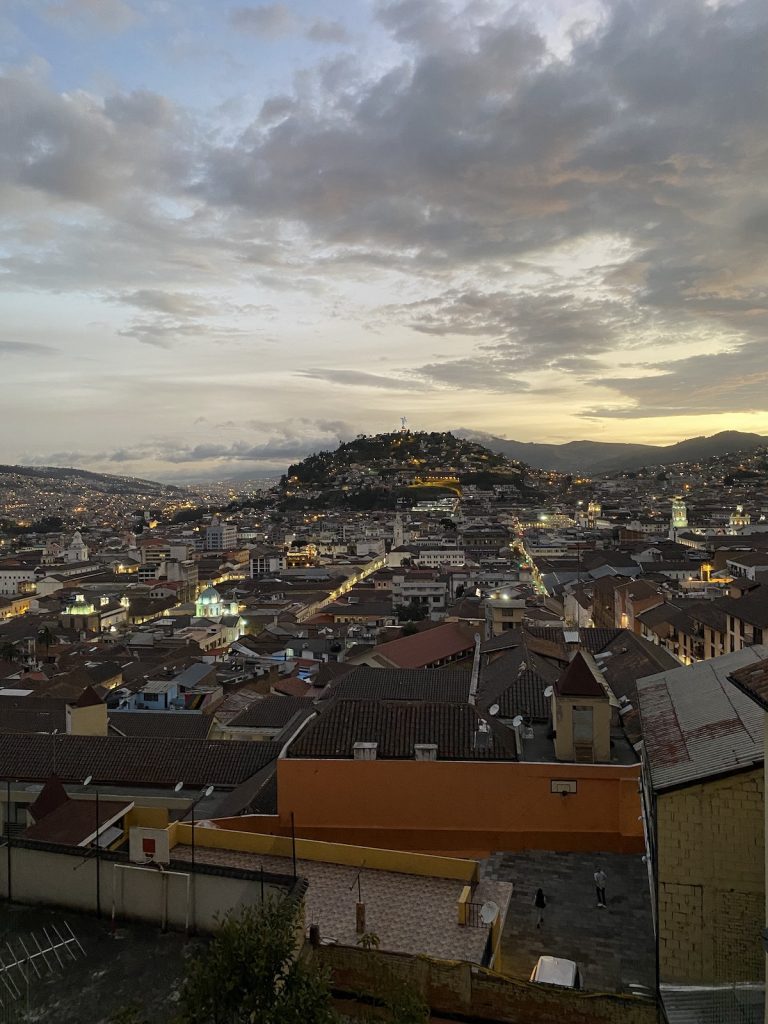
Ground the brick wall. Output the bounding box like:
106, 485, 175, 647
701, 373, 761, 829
312, 944, 658, 1024
657, 768, 764, 983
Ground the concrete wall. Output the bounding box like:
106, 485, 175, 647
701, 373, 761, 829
657, 768, 764, 983
174, 823, 478, 882
0, 839, 289, 934
312, 944, 657, 1024
214, 759, 643, 856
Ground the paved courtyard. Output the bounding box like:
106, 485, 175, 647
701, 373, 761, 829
481, 850, 655, 994
175, 844, 513, 965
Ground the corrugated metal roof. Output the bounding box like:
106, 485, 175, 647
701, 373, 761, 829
661, 984, 764, 1024
636, 646, 767, 792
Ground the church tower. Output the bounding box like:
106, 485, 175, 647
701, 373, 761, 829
669, 496, 688, 540
64, 530, 89, 563
729, 505, 751, 532
392, 513, 405, 550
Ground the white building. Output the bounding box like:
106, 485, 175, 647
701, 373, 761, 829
204, 518, 237, 551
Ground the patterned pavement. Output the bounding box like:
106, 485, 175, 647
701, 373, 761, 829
174, 843, 512, 964
481, 850, 655, 993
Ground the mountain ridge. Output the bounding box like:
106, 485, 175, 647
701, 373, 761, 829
454, 429, 768, 473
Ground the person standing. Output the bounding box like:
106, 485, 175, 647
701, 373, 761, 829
533, 888, 547, 928
594, 868, 607, 907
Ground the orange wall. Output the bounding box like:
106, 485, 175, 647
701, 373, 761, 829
215, 759, 643, 856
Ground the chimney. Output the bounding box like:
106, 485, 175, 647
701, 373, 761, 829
353, 742, 377, 761
414, 743, 437, 761
473, 720, 492, 751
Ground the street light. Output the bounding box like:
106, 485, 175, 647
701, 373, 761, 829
175, 783, 214, 873
83, 775, 101, 918
176, 783, 214, 936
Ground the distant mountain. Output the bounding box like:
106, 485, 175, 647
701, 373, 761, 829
455, 430, 768, 473
0, 463, 182, 493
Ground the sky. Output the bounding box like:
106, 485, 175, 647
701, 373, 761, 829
1, 0, 768, 482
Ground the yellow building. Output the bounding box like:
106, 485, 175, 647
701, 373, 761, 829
637, 648, 767, 1006
551, 650, 613, 764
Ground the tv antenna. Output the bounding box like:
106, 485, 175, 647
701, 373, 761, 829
0, 922, 85, 1009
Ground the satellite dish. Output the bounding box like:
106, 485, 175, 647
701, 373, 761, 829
488, 703, 500, 716
512, 715, 524, 728
543, 686, 554, 698
174, 781, 184, 793
480, 901, 499, 925
83, 775, 93, 787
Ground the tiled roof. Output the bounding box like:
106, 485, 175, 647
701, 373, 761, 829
636, 646, 766, 792
228, 695, 314, 729
288, 700, 517, 760
366, 622, 477, 669
25, 797, 132, 846
0, 695, 67, 734
478, 648, 556, 722
0, 734, 281, 788
728, 656, 768, 712
480, 630, 522, 654
494, 671, 550, 721
555, 651, 606, 698
726, 591, 768, 628
324, 667, 472, 703
108, 711, 213, 740
524, 626, 624, 655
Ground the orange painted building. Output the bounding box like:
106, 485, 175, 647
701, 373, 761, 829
215, 757, 643, 857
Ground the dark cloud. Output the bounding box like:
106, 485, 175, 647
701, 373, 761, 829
26, 418, 356, 474
0, 340, 56, 355
116, 290, 214, 317
297, 369, 423, 390
585, 338, 768, 420
306, 19, 350, 44
229, 4, 298, 38
4, 0, 768, 422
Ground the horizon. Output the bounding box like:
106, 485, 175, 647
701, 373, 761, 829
7, 424, 767, 485
3, 1, 768, 479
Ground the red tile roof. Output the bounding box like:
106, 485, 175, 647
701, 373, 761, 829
367, 622, 477, 669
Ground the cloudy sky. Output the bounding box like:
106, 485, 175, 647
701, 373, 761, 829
1, 0, 767, 481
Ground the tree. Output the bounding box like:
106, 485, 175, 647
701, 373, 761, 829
37, 626, 53, 660
175, 899, 338, 1024
395, 603, 426, 623
0, 641, 19, 663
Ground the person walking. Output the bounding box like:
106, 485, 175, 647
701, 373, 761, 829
594, 868, 607, 907
533, 888, 547, 928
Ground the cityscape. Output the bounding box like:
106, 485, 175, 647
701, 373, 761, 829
1, 1, 766, 1023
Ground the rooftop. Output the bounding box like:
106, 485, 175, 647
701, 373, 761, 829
0, 733, 281, 788
483, 850, 655, 995
287, 699, 517, 761
365, 621, 477, 669
323, 666, 472, 703
636, 646, 767, 792
173, 844, 512, 965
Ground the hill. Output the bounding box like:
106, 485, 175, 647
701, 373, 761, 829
283, 431, 526, 507
456, 430, 768, 473
0, 463, 182, 494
